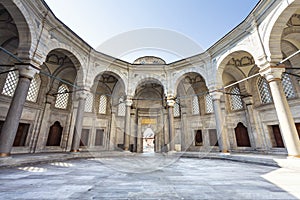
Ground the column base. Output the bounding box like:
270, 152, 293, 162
70, 149, 79, 153
0, 153, 11, 157
287, 155, 300, 159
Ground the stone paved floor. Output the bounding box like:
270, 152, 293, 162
0, 154, 299, 200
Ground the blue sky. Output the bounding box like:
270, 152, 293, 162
44, 0, 260, 63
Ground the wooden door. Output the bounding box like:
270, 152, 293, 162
234, 122, 251, 147
47, 121, 63, 146
0, 121, 29, 146
272, 125, 285, 148
95, 129, 104, 146
295, 123, 300, 140
195, 130, 203, 146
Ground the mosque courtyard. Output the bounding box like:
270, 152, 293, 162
0, 154, 300, 200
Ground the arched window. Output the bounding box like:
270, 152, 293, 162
230, 86, 243, 111
84, 93, 94, 112
54, 84, 69, 109
282, 73, 295, 99
192, 96, 200, 115
174, 99, 180, 117
2, 70, 18, 97
26, 74, 41, 102
205, 94, 214, 113
118, 97, 126, 116
257, 77, 272, 104
99, 95, 107, 114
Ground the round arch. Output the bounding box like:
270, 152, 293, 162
265, 0, 300, 62
172, 67, 207, 96
130, 75, 166, 97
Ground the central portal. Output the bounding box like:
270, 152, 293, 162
133, 80, 166, 153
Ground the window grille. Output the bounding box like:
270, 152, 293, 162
174, 99, 180, 117
205, 94, 214, 113
84, 93, 94, 112
118, 97, 126, 116
230, 86, 243, 111
282, 73, 295, 99
26, 74, 41, 102
192, 96, 200, 115
2, 71, 18, 97
99, 95, 107, 114
258, 77, 273, 104
54, 84, 69, 109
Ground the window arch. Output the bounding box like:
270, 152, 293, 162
257, 77, 273, 104
99, 95, 108, 114
192, 96, 200, 115
84, 93, 94, 112
230, 86, 243, 111
118, 97, 126, 116
174, 99, 180, 117
54, 84, 69, 109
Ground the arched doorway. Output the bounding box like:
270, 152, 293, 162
133, 79, 165, 153
234, 122, 251, 147
47, 121, 63, 146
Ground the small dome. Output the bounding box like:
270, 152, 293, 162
133, 56, 166, 65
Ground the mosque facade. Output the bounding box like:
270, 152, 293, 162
0, 0, 300, 157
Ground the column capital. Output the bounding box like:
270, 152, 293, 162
209, 91, 223, 100
242, 96, 253, 106
16, 64, 39, 79
259, 65, 285, 82
125, 95, 133, 107
75, 89, 90, 100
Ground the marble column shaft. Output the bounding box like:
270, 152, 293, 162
0, 65, 38, 157
167, 98, 175, 152
260, 66, 300, 157
211, 92, 228, 152
124, 97, 132, 151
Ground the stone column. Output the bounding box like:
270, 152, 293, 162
243, 96, 261, 149
109, 108, 117, 150
70, 90, 89, 152
181, 107, 188, 151
211, 91, 229, 153
137, 115, 143, 153
124, 96, 132, 151
167, 97, 176, 152
260, 66, 300, 157
0, 64, 39, 157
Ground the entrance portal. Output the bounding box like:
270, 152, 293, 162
143, 127, 155, 153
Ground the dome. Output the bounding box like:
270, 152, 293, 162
133, 56, 166, 65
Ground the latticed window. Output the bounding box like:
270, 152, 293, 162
54, 84, 69, 109
192, 96, 200, 115
2, 70, 18, 97
258, 77, 272, 104
174, 99, 180, 117
230, 86, 243, 111
84, 93, 94, 112
205, 94, 214, 113
282, 73, 295, 99
26, 74, 41, 102
118, 97, 126, 116
99, 95, 107, 114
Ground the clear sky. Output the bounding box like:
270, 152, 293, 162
44, 0, 260, 63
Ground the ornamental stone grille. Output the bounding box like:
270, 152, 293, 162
99, 95, 107, 114
174, 99, 180, 117
54, 84, 69, 109
192, 96, 200, 115
84, 93, 94, 112
2, 71, 18, 97
118, 97, 126, 116
230, 86, 243, 111
26, 74, 41, 102
205, 94, 214, 113
258, 77, 273, 104
282, 73, 295, 99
